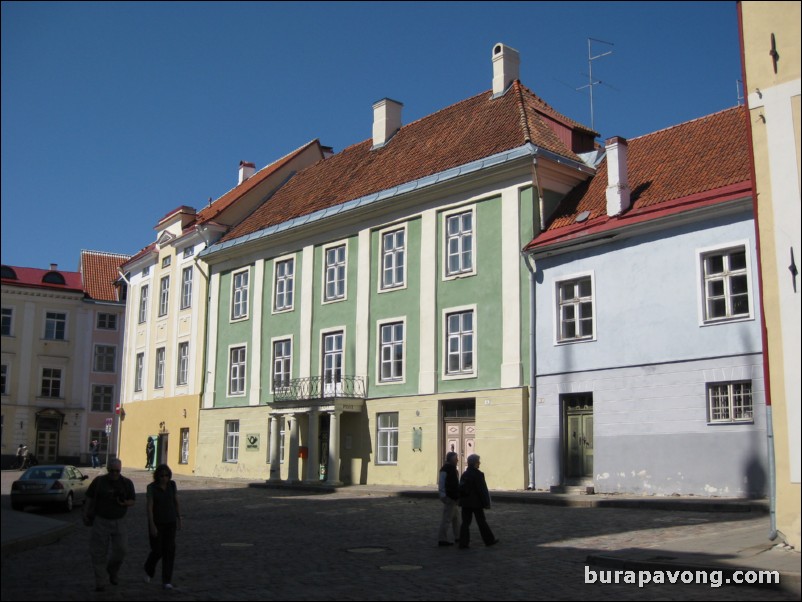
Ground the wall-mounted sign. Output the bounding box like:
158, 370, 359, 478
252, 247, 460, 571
245, 434, 260, 451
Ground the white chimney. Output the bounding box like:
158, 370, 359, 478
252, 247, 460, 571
238, 161, 256, 184
605, 136, 631, 217
49, 263, 58, 271
492, 43, 520, 96
372, 98, 403, 148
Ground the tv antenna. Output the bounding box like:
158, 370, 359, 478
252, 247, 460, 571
576, 38, 614, 132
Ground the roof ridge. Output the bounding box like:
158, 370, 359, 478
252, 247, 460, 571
80, 249, 132, 258
513, 81, 533, 144
628, 105, 743, 142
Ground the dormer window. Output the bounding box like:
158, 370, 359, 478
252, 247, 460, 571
42, 272, 66, 285
1, 266, 17, 280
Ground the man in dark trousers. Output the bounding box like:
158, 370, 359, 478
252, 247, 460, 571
437, 451, 460, 546
458, 454, 499, 549
83, 459, 136, 591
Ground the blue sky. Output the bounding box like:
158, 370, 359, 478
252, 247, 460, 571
1, 1, 743, 271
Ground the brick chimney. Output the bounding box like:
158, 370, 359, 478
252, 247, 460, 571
238, 161, 256, 185
492, 43, 520, 97
605, 136, 631, 217
372, 98, 403, 148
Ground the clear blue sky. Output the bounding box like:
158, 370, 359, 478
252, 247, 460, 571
1, 1, 743, 271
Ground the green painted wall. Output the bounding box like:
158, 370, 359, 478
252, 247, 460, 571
214, 265, 253, 408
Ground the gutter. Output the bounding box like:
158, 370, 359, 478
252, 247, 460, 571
115, 268, 132, 461
523, 252, 538, 490
200, 143, 594, 259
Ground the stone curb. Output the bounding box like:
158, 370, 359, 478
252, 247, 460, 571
0, 521, 75, 559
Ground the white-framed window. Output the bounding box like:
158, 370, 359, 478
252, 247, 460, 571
378, 320, 404, 383
231, 269, 249, 320
700, 244, 752, 323
91, 384, 114, 412
1, 307, 12, 336
376, 412, 399, 464
142, 266, 150, 277
177, 341, 189, 386
323, 243, 347, 302
134, 352, 144, 392
180, 428, 190, 464
322, 331, 344, 395
44, 311, 67, 340
158, 275, 170, 317
380, 227, 406, 290
181, 266, 193, 310
556, 274, 594, 342
444, 208, 475, 278
272, 339, 292, 391
183, 246, 194, 259
138, 285, 149, 323
154, 347, 165, 389
708, 381, 754, 423
162, 255, 171, 268
229, 345, 247, 396
1, 364, 8, 395
41, 367, 62, 398
225, 420, 240, 462
93, 345, 116, 373
445, 307, 475, 377
97, 312, 117, 330
274, 258, 295, 312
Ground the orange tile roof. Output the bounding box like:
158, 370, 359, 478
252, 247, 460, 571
527, 106, 751, 250
224, 83, 595, 243
80, 250, 131, 301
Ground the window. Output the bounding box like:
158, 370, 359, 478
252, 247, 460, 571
135, 353, 144, 392
324, 244, 346, 301
272, 339, 292, 391
446, 310, 474, 376
225, 420, 240, 462
97, 313, 117, 330
179, 428, 190, 464
91, 385, 114, 412
702, 246, 751, 322
557, 276, 594, 342
322, 332, 343, 394
154, 347, 165, 389
183, 247, 194, 259
88, 430, 109, 453
229, 346, 246, 395
379, 322, 404, 382
93, 345, 116, 373
44, 312, 66, 340
708, 382, 754, 423
177, 342, 189, 386
142, 266, 150, 276
2, 307, 13, 336
1, 364, 8, 395
232, 270, 249, 320
41, 368, 62, 398
445, 210, 474, 276
181, 267, 193, 309
158, 276, 170, 317
377, 413, 399, 464
139, 285, 149, 323
274, 259, 294, 311
162, 256, 171, 268
381, 229, 405, 289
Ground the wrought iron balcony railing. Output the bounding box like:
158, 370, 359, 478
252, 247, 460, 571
272, 376, 367, 403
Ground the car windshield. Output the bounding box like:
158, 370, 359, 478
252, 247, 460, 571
22, 467, 63, 480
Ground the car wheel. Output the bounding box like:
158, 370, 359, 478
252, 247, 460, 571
63, 493, 74, 512
11, 501, 24, 512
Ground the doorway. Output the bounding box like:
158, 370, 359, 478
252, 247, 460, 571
562, 394, 594, 482
442, 399, 476, 475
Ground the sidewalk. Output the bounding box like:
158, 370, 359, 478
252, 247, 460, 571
3, 471, 799, 596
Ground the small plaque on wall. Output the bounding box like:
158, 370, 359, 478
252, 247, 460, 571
412, 427, 422, 452
245, 434, 260, 451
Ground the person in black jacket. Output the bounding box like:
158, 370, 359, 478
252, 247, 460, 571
437, 451, 460, 546
458, 454, 499, 549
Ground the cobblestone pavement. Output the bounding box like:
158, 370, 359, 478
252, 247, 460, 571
1, 471, 797, 601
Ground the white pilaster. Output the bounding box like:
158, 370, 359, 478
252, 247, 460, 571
268, 414, 281, 481
300, 246, 314, 379
249, 259, 265, 406
204, 271, 220, 408
355, 229, 370, 380
419, 209, 437, 393
328, 410, 342, 484
501, 187, 522, 387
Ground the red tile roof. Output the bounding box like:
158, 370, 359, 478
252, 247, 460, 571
80, 250, 131, 301
1, 265, 84, 294
526, 106, 751, 251
224, 82, 596, 243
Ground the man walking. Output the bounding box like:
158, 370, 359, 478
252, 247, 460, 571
83, 459, 136, 591
458, 454, 498, 549
437, 451, 460, 546
89, 439, 100, 469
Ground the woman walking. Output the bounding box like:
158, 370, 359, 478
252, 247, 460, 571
144, 464, 181, 589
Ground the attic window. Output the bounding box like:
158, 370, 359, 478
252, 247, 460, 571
42, 271, 66, 285
1, 266, 17, 280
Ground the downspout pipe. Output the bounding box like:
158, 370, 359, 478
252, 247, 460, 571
523, 251, 537, 490
115, 268, 132, 462
737, 1, 777, 541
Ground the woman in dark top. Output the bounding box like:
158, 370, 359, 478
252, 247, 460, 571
144, 464, 181, 589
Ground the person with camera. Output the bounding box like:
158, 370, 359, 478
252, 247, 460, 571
83, 458, 136, 592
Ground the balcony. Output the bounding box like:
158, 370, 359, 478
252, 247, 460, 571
273, 376, 367, 403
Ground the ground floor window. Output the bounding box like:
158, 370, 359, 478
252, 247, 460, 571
376, 412, 398, 464
225, 420, 239, 462
180, 428, 190, 464
708, 381, 753, 423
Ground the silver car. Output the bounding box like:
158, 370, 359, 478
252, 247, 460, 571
11, 465, 90, 512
